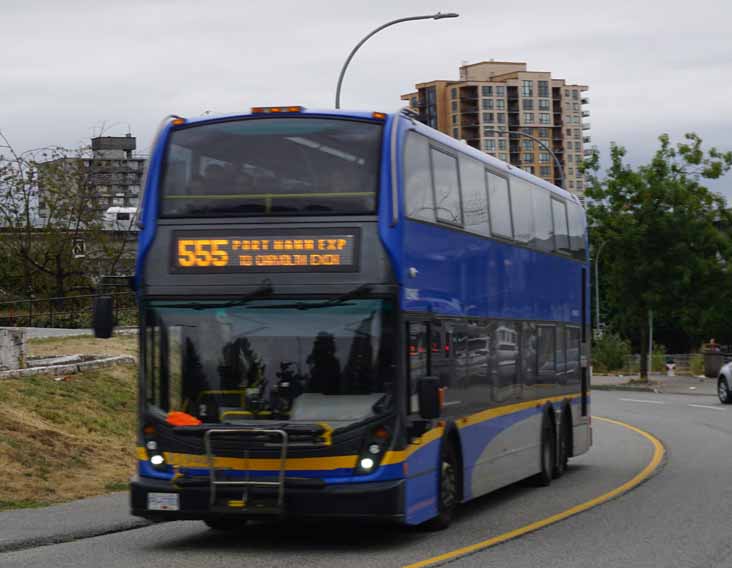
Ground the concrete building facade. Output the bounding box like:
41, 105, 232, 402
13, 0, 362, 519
401, 61, 590, 199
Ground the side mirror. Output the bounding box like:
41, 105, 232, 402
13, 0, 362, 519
92, 295, 115, 339
417, 376, 443, 420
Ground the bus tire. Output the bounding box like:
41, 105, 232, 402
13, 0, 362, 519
553, 409, 571, 478
422, 439, 459, 531
203, 518, 247, 531
532, 413, 555, 487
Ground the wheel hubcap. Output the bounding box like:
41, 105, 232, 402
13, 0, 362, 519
720, 381, 729, 402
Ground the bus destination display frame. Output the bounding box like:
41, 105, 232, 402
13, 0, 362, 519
169, 227, 361, 273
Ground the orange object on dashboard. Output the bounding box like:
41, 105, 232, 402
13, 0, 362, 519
166, 411, 202, 427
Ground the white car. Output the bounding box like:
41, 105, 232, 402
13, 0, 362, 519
717, 363, 732, 404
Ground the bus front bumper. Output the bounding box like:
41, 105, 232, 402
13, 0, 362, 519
130, 475, 406, 523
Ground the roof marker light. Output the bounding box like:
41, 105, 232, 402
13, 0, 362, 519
251, 106, 304, 114
372, 112, 387, 120
171, 118, 186, 126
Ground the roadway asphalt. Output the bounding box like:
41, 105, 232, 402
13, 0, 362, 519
2, 391, 730, 568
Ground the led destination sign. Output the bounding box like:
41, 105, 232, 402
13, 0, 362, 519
172, 231, 358, 272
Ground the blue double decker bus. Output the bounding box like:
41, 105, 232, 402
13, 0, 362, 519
118, 106, 591, 530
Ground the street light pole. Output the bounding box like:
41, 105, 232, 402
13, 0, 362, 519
594, 240, 607, 333
482, 129, 565, 188
334, 12, 459, 109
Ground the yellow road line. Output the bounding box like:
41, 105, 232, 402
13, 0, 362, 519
403, 416, 666, 568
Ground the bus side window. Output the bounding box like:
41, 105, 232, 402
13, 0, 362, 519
531, 187, 554, 253
537, 325, 556, 384
509, 178, 535, 245
551, 199, 571, 253
567, 202, 587, 260
430, 148, 463, 226
408, 322, 429, 413
404, 133, 436, 223
486, 171, 513, 240
566, 326, 581, 385
459, 155, 490, 237
556, 324, 567, 385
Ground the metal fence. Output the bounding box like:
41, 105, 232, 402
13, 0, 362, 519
0, 291, 137, 329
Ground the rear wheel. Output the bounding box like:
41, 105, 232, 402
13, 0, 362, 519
532, 416, 555, 487
204, 518, 248, 531
719, 377, 731, 404
422, 441, 459, 531
553, 412, 571, 478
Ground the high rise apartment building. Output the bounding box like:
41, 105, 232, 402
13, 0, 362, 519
401, 61, 590, 199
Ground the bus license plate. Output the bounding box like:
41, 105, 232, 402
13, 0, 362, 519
148, 492, 180, 511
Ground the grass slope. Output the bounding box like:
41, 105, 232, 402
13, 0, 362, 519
0, 336, 138, 511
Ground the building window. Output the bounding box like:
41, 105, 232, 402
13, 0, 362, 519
573, 102, 579, 111
566, 128, 572, 136
525, 166, 535, 174
451, 101, 457, 112
522, 99, 534, 110
482, 112, 494, 123
568, 167, 575, 176
484, 139, 496, 152
569, 181, 575, 188
539, 99, 550, 111
576, 154, 582, 164
540, 166, 551, 177
522, 140, 533, 151
482, 99, 494, 110
496, 86, 506, 97
523, 113, 534, 123
539, 113, 551, 124
539, 152, 550, 163
451, 87, 458, 99
481, 86, 492, 97
522, 152, 534, 163
451, 115, 457, 125
564, 90, 570, 98
483, 127, 497, 137
499, 152, 508, 161
496, 113, 505, 123
538, 80, 549, 98
572, 90, 579, 100
452, 127, 459, 138
521, 80, 533, 97
575, 141, 581, 150
496, 99, 505, 110
498, 139, 507, 151
575, 129, 581, 137
568, 154, 574, 163
538, 127, 549, 138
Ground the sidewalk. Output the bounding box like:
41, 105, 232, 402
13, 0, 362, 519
592, 372, 718, 396
0, 492, 150, 553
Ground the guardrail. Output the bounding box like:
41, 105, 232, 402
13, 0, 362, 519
0, 291, 137, 329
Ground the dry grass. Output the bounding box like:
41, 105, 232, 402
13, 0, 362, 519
27, 333, 138, 360
0, 364, 138, 510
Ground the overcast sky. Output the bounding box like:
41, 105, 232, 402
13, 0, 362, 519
2, 0, 730, 197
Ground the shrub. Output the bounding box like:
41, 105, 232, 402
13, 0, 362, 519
592, 332, 631, 373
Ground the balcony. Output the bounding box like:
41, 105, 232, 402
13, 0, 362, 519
460, 104, 479, 115
583, 148, 595, 157
582, 122, 591, 131
582, 110, 591, 118
581, 96, 590, 105
583, 136, 592, 144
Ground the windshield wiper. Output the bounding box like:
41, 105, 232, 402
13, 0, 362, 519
162, 282, 274, 310
249, 283, 373, 310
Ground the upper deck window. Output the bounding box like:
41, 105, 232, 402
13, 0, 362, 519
160, 117, 382, 217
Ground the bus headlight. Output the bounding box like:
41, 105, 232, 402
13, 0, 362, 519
356, 425, 391, 475
150, 454, 165, 466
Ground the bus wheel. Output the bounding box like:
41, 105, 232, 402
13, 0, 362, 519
553, 413, 570, 478
423, 441, 459, 531
532, 416, 555, 487
204, 518, 247, 531
719, 377, 731, 404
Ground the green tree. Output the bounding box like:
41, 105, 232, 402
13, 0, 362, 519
584, 133, 732, 379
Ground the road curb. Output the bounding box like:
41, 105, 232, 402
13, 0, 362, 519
0, 519, 151, 554
591, 385, 717, 397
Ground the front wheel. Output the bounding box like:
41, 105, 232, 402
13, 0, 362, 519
422, 441, 459, 531
719, 377, 731, 404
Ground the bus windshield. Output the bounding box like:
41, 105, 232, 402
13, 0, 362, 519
144, 299, 395, 425
159, 117, 382, 217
